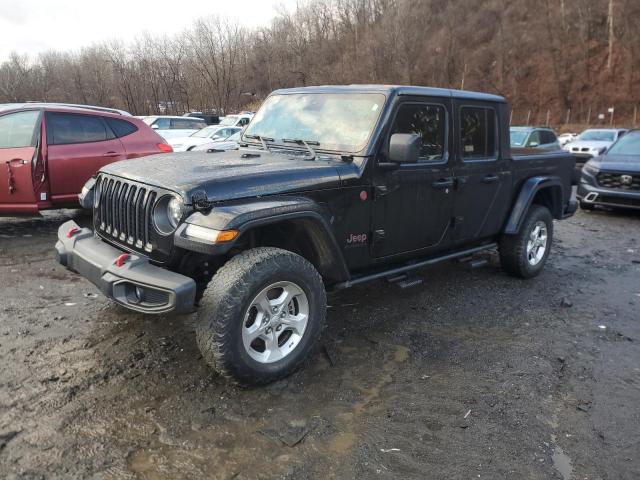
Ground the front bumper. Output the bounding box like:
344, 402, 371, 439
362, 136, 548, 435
55, 220, 196, 314
577, 183, 640, 210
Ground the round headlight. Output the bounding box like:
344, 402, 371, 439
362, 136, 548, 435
168, 196, 184, 228
153, 195, 185, 235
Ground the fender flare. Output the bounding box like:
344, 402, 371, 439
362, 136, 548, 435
175, 196, 350, 283
503, 176, 564, 234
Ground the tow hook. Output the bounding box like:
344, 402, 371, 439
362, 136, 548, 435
115, 253, 130, 267
66, 227, 80, 238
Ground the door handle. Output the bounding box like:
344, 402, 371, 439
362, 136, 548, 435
432, 178, 454, 189
482, 174, 500, 183
103, 151, 121, 157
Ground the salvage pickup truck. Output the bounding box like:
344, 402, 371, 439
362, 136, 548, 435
56, 85, 577, 385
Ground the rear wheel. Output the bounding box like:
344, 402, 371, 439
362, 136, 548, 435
499, 205, 553, 278
195, 247, 326, 385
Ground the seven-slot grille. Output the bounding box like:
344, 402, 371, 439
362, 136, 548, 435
596, 172, 640, 191
95, 175, 158, 251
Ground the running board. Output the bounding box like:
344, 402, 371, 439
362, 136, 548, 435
386, 274, 423, 289
334, 243, 497, 290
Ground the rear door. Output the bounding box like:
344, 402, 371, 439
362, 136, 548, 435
45, 112, 126, 204
451, 102, 511, 245
0, 109, 43, 214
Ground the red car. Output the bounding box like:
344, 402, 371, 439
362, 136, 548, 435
0, 103, 172, 215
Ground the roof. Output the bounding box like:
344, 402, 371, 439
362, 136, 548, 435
510, 126, 556, 131
271, 84, 506, 103
0, 102, 131, 116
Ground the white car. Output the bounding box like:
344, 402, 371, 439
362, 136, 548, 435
192, 131, 242, 152
563, 129, 628, 163
168, 126, 242, 152
217, 112, 254, 128
139, 116, 207, 140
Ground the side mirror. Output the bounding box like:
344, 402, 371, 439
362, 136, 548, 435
528, 141, 539, 148
388, 133, 421, 163
151, 124, 159, 129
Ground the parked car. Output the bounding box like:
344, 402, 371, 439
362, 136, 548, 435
563, 128, 628, 167
578, 129, 640, 210
558, 132, 578, 147
217, 112, 253, 128
510, 127, 560, 150
183, 112, 220, 125
0, 103, 172, 215
139, 116, 207, 140
192, 131, 242, 152
168, 126, 242, 152
57, 85, 577, 385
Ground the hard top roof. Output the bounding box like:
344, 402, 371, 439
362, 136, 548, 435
271, 84, 506, 103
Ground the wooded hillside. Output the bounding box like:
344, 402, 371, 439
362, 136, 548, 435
1, 0, 638, 127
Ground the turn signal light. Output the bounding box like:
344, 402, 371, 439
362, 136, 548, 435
184, 224, 239, 243
157, 143, 173, 153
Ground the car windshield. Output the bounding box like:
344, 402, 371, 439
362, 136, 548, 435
191, 126, 220, 138
510, 130, 529, 147
605, 132, 640, 156
579, 130, 615, 142
244, 93, 385, 153
219, 116, 239, 126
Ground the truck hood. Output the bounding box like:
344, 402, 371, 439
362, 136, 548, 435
99, 148, 352, 203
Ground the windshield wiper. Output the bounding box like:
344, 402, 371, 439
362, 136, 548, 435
244, 134, 274, 152
282, 138, 319, 160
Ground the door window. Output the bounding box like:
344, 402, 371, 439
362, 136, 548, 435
171, 118, 206, 129
153, 118, 171, 129
0, 110, 40, 148
391, 103, 446, 163
460, 107, 497, 160
47, 113, 111, 145
527, 131, 541, 146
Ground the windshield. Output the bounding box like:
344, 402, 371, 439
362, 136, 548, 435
605, 132, 640, 156
579, 130, 615, 142
219, 116, 239, 126
510, 130, 529, 147
191, 126, 220, 138
244, 93, 386, 153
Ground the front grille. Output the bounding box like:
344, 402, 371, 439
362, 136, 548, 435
596, 172, 640, 191
95, 175, 158, 252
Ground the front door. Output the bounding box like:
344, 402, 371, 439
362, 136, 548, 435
451, 102, 511, 244
371, 98, 455, 258
0, 110, 43, 214
45, 112, 127, 204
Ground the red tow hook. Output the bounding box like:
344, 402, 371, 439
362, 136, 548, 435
114, 253, 130, 267
66, 227, 80, 238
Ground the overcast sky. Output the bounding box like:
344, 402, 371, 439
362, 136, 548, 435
0, 0, 301, 61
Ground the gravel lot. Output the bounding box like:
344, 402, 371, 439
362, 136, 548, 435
1, 208, 639, 480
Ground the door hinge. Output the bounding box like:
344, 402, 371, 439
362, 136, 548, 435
374, 184, 389, 199
372, 229, 386, 244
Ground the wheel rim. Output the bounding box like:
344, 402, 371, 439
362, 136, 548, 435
526, 221, 548, 266
241, 281, 309, 364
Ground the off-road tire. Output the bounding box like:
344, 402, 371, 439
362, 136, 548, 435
195, 247, 326, 385
579, 201, 595, 211
499, 205, 553, 279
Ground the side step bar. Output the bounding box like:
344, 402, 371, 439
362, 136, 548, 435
334, 243, 497, 290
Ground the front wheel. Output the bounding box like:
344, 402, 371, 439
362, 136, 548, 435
499, 205, 553, 278
195, 247, 326, 385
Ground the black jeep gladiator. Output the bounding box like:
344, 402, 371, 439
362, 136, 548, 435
56, 85, 577, 385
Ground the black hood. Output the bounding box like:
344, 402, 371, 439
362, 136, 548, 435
590, 154, 640, 173
101, 148, 357, 203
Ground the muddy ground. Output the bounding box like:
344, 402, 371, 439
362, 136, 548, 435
0, 208, 639, 480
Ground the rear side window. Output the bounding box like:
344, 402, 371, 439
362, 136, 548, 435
391, 103, 446, 162
542, 131, 557, 144
170, 118, 206, 130
46, 113, 111, 145
106, 118, 138, 138
0, 110, 40, 148
460, 107, 497, 160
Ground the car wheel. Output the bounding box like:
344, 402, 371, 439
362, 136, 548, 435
499, 205, 553, 279
579, 201, 595, 211
195, 247, 326, 385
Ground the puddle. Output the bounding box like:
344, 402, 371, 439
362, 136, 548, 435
551, 434, 573, 480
